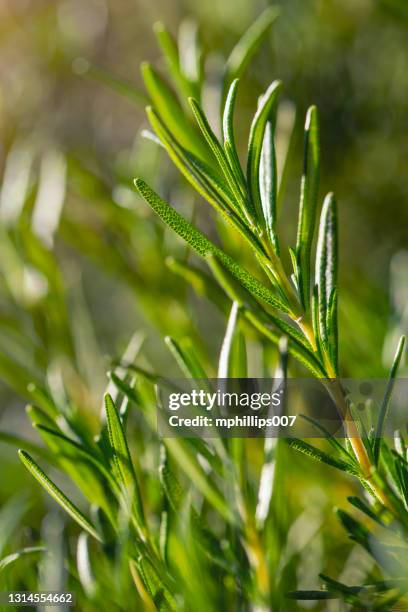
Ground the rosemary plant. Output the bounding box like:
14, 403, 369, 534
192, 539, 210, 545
133, 10, 408, 607
0, 8, 407, 611
136, 14, 405, 508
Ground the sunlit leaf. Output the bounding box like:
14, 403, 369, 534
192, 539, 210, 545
295, 106, 320, 312
18, 450, 102, 542
247, 80, 282, 227
135, 179, 290, 313
224, 7, 279, 89
373, 335, 406, 465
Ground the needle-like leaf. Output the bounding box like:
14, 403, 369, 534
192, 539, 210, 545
247, 80, 282, 225
134, 555, 177, 612
159, 445, 183, 512
347, 496, 387, 527
299, 414, 357, 464
178, 18, 203, 90
218, 301, 247, 378
256, 340, 287, 528
147, 105, 281, 269
135, 178, 290, 313
34, 424, 119, 494
295, 105, 320, 312
153, 22, 195, 100
285, 439, 361, 476
104, 394, 146, 533
189, 97, 250, 220
207, 254, 326, 378
147, 106, 240, 218
224, 7, 279, 90
141, 62, 206, 160
222, 79, 246, 191
327, 288, 338, 373
260, 121, 279, 253
18, 450, 102, 542
76, 533, 96, 598
0, 547, 45, 573
373, 335, 406, 465
165, 336, 208, 379
315, 192, 338, 359
336, 509, 404, 575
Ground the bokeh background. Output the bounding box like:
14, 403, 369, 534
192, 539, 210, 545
0, 0, 407, 607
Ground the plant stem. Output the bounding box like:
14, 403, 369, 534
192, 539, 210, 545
324, 375, 396, 512
244, 518, 271, 602
293, 316, 317, 351
261, 239, 299, 306
260, 239, 319, 351
258, 229, 395, 512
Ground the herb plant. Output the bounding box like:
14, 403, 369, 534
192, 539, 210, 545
0, 8, 407, 611
134, 9, 408, 607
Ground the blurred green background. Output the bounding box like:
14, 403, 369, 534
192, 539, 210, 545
0, 0, 407, 608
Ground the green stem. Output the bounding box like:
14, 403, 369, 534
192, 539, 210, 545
323, 364, 396, 512
256, 229, 396, 512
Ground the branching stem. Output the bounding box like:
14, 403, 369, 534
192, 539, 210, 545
324, 366, 396, 512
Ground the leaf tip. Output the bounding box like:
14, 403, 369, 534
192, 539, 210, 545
263, 5, 281, 20
104, 393, 115, 409
134, 178, 147, 194
152, 21, 165, 35
322, 191, 336, 214
187, 96, 198, 111
305, 105, 319, 130
140, 60, 151, 76
145, 104, 154, 115
395, 334, 406, 366
18, 449, 29, 463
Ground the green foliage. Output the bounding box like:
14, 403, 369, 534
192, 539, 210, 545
285, 438, 361, 477
135, 179, 289, 313
373, 335, 406, 464
0, 547, 45, 573
133, 10, 408, 607
104, 394, 146, 535
141, 62, 206, 160
295, 106, 320, 312
0, 6, 407, 611
136, 39, 341, 380
314, 192, 338, 370
247, 80, 282, 229
224, 7, 279, 92
18, 451, 102, 542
